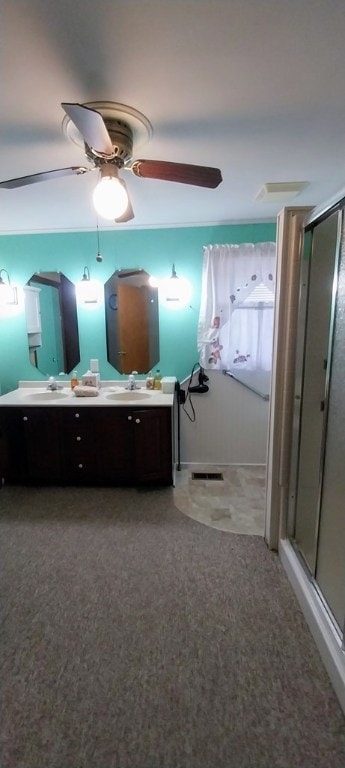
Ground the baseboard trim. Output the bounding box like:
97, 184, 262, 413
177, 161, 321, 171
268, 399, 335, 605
279, 538, 345, 715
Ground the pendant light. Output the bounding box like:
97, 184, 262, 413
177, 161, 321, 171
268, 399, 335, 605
76, 266, 99, 305
0, 268, 18, 305
159, 264, 192, 310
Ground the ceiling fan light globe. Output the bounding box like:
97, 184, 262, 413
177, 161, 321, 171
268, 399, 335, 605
93, 177, 128, 220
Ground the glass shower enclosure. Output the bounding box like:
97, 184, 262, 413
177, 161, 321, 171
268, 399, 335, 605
288, 203, 345, 641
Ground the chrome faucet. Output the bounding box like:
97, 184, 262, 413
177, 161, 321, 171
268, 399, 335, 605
126, 371, 139, 390
47, 376, 63, 391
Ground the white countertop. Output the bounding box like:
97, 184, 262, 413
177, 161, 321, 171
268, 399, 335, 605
0, 381, 175, 408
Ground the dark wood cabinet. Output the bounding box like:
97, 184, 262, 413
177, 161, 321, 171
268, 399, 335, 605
0, 407, 61, 482
60, 408, 100, 483
0, 405, 173, 486
96, 408, 134, 483
131, 407, 172, 483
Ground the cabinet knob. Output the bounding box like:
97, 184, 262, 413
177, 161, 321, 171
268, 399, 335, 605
76, 436, 81, 441
78, 463, 83, 469
127, 415, 132, 421
75, 412, 80, 418
135, 418, 141, 424
23, 416, 28, 421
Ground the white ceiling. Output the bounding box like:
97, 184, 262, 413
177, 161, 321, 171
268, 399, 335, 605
1, 0, 345, 234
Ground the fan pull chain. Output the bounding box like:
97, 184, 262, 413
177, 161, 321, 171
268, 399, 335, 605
96, 221, 102, 262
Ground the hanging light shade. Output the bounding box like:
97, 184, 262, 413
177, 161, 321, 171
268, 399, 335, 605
76, 266, 101, 305
159, 264, 192, 310
0, 268, 17, 305
92, 164, 129, 220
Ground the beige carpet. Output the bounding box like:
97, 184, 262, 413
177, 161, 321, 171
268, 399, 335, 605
1, 484, 344, 768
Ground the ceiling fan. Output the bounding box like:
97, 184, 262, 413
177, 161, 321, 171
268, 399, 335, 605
0, 101, 223, 223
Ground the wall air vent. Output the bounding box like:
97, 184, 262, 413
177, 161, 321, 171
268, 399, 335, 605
256, 181, 308, 203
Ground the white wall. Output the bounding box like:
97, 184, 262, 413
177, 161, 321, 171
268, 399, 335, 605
180, 370, 269, 465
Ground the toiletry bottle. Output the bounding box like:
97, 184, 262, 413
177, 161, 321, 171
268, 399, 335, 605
154, 369, 162, 390
70, 370, 79, 389
146, 371, 154, 389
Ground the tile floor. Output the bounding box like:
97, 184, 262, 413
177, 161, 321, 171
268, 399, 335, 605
173, 464, 266, 536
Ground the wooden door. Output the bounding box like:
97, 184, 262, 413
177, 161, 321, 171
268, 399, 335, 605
117, 283, 150, 373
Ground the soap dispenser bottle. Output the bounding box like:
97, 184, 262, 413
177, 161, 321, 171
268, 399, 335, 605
154, 369, 162, 390
70, 370, 79, 389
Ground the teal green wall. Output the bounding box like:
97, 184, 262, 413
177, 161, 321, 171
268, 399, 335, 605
0, 222, 276, 394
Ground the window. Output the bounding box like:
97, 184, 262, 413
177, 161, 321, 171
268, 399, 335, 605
198, 242, 276, 388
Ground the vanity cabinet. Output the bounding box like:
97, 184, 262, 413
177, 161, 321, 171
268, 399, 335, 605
0, 405, 173, 486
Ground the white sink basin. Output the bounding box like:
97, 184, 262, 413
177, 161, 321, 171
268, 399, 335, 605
105, 390, 152, 401
26, 390, 70, 401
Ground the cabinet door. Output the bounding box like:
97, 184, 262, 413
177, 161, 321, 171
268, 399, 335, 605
0, 407, 61, 482
96, 408, 133, 482
24, 286, 41, 333
24, 408, 61, 481
0, 409, 28, 480
133, 408, 172, 484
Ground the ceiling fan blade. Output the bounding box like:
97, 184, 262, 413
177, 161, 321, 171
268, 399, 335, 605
0, 166, 89, 189
61, 103, 114, 157
130, 159, 222, 189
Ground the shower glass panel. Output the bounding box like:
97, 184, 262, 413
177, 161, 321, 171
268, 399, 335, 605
316, 217, 345, 631
292, 212, 340, 574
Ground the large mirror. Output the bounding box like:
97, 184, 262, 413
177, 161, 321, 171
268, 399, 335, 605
24, 271, 80, 375
104, 269, 159, 374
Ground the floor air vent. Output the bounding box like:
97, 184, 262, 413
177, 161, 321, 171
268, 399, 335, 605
192, 472, 224, 481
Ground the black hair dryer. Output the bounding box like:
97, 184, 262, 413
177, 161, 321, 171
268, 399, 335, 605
188, 367, 209, 394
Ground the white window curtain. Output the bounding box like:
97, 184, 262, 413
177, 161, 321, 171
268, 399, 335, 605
198, 242, 276, 372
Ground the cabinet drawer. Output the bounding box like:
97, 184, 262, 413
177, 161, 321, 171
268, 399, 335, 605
63, 429, 95, 461
61, 420, 99, 482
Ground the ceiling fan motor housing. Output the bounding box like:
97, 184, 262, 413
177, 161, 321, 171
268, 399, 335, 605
85, 118, 134, 167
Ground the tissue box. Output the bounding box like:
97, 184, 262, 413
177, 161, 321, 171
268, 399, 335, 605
81, 372, 100, 388
161, 376, 176, 394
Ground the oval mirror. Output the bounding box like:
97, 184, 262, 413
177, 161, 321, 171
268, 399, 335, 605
104, 269, 159, 374
24, 271, 80, 375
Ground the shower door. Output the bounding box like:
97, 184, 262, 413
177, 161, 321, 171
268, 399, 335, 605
289, 205, 345, 639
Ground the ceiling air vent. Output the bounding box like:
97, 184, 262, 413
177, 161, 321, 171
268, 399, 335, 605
256, 181, 308, 203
